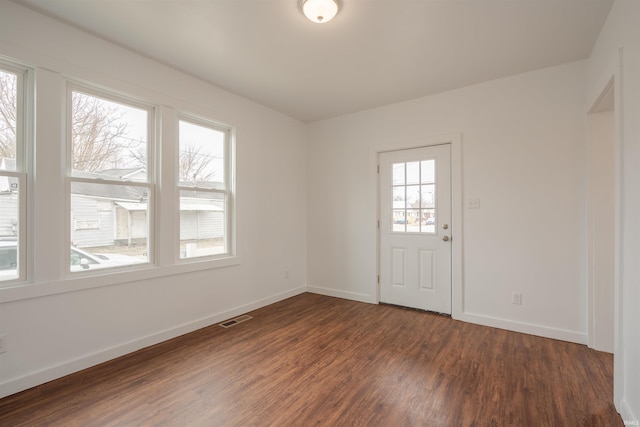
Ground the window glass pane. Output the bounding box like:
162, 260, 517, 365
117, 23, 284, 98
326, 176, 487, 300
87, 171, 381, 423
179, 120, 225, 188
406, 209, 420, 232
421, 160, 435, 184
421, 184, 435, 208
406, 185, 420, 209
0, 70, 17, 169
70, 181, 149, 271
0, 173, 19, 281
392, 163, 405, 185
392, 210, 406, 232
421, 209, 436, 234
391, 158, 437, 234
71, 91, 148, 181
406, 161, 420, 185
180, 190, 226, 259
392, 186, 406, 209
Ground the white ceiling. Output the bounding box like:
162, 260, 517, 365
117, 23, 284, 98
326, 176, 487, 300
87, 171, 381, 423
15, 0, 613, 122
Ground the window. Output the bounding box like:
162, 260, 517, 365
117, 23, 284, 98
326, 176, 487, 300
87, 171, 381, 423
178, 118, 233, 260
392, 160, 436, 233
67, 86, 153, 273
0, 63, 27, 284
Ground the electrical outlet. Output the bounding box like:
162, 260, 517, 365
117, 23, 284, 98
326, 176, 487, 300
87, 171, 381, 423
0, 335, 7, 354
511, 292, 522, 305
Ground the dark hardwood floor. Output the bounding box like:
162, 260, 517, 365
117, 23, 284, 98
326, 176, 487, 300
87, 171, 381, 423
0, 293, 621, 426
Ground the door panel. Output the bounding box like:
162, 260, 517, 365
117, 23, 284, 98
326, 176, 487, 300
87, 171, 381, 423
379, 144, 452, 313
418, 249, 435, 290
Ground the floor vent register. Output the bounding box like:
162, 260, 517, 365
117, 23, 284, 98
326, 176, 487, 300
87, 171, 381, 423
219, 314, 253, 328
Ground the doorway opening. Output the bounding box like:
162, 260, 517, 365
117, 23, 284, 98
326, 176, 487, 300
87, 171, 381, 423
586, 78, 615, 353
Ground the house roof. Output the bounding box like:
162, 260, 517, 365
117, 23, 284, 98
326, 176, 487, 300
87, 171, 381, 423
97, 168, 147, 181
70, 168, 225, 209
114, 200, 222, 212
72, 181, 148, 202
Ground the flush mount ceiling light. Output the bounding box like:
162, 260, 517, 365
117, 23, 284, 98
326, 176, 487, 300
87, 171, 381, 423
301, 0, 339, 24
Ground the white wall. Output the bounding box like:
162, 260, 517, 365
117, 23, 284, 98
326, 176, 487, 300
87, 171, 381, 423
0, 1, 307, 398
587, 0, 640, 421
307, 61, 588, 343
1, 0, 635, 417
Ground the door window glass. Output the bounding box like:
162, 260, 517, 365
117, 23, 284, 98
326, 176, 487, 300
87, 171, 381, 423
391, 159, 436, 233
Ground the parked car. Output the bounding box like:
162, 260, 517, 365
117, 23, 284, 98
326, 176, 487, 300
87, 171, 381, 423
70, 246, 145, 271
0, 238, 145, 281
425, 217, 435, 225
394, 218, 407, 224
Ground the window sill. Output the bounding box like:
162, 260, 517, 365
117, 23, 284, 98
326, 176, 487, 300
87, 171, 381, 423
0, 256, 240, 303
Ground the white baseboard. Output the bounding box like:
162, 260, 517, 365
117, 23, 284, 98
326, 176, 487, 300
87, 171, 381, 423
0, 286, 306, 399
306, 285, 376, 304
618, 398, 638, 426
455, 312, 588, 345
306, 287, 588, 345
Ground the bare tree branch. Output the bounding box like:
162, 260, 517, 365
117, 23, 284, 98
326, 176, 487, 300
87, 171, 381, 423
71, 92, 134, 172
0, 71, 17, 160
2, 82, 141, 172
179, 144, 215, 182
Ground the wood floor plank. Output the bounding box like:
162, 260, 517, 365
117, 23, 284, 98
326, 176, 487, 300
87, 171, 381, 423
0, 293, 621, 426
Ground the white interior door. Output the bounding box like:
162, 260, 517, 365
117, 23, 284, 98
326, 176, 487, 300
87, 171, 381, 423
379, 144, 452, 313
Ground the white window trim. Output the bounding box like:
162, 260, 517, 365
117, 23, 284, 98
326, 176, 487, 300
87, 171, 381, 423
0, 61, 30, 287
0, 70, 239, 300
65, 83, 157, 276
0, 256, 241, 303
176, 114, 236, 263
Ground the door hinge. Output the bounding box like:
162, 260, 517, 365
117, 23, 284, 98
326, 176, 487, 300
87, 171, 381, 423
377, 275, 380, 284
377, 165, 380, 174
377, 220, 380, 229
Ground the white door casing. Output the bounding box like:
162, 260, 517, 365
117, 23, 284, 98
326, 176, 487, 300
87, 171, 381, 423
379, 144, 452, 313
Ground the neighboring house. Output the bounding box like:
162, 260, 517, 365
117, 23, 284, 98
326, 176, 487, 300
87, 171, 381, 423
178, 191, 225, 242
1, 161, 224, 248
392, 192, 435, 225
71, 168, 224, 249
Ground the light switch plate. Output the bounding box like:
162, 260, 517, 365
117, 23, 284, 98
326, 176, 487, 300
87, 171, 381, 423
467, 198, 480, 209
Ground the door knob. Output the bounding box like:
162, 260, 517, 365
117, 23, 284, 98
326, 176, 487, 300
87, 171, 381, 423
443, 224, 449, 230
443, 236, 450, 242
